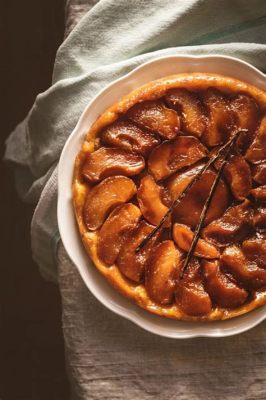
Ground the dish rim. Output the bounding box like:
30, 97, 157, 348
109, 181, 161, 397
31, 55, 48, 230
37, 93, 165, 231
57, 54, 266, 338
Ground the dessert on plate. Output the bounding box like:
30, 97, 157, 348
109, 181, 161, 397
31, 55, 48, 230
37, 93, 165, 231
72, 73, 266, 321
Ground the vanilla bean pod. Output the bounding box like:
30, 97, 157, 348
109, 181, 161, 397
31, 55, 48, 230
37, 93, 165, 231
179, 133, 240, 278
135, 130, 245, 253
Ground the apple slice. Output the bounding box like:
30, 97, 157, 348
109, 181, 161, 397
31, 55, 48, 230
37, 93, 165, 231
202, 200, 252, 247
172, 223, 220, 259
202, 88, 234, 146
221, 245, 266, 289
223, 155, 252, 200
251, 185, 266, 201
202, 260, 248, 308
82, 147, 145, 183
231, 94, 259, 130
231, 94, 259, 151
168, 168, 230, 228
252, 163, 266, 185
175, 258, 212, 316
245, 115, 266, 164
145, 240, 181, 304
205, 153, 251, 200
117, 221, 159, 282
253, 205, 266, 230
137, 175, 168, 225
101, 120, 160, 156
148, 136, 207, 181
97, 203, 141, 265
167, 162, 204, 197
83, 176, 137, 230
164, 88, 206, 137
127, 100, 180, 139
242, 234, 266, 269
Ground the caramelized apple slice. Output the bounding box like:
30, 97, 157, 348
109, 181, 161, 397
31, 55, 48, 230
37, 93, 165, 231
245, 115, 266, 164
82, 147, 145, 183
231, 94, 259, 151
101, 120, 160, 156
127, 100, 180, 139
97, 203, 141, 265
242, 234, 266, 269
253, 205, 266, 230
252, 163, 266, 185
148, 136, 207, 181
169, 168, 230, 228
208, 152, 251, 199
221, 245, 266, 289
83, 176, 137, 230
145, 240, 181, 304
203, 200, 252, 247
137, 175, 168, 225
175, 258, 212, 316
167, 162, 203, 197
117, 221, 160, 282
251, 185, 266, 201
164, 88, 206, 137
202, 88, 234, 146
223, 155, 252, 200
202, 260, 248, 308
173, 223, 220, 259
231, 94, 259, 130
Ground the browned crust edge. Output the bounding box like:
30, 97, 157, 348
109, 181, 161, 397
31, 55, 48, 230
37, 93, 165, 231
72, 73, 266, 321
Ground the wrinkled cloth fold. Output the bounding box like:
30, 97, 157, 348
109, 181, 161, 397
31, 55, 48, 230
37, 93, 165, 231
4, 0, 266, 280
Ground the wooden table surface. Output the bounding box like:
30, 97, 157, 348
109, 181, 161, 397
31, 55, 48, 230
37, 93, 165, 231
1, 1, 70, 398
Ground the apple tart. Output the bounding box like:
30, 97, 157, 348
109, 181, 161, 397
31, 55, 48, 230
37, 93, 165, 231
73, 73, 266, 321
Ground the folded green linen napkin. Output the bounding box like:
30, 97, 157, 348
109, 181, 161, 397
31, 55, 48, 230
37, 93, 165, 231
5, 0, 266, 281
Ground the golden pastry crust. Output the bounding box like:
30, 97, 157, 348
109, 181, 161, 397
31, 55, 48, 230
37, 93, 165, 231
72, 73, 266, 321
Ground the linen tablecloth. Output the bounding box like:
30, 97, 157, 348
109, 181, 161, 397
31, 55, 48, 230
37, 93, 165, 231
6, 1, 266, 398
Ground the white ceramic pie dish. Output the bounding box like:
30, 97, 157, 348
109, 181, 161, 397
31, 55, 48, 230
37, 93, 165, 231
58, 54, 266, 338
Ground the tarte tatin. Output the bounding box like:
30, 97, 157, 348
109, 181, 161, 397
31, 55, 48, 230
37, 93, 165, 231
72, 73, 266, 321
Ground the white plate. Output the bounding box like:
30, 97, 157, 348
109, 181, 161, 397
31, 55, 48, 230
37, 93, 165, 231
58, 55, 266, 338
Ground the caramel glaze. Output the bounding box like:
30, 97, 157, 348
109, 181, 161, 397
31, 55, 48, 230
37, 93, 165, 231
72, 73, 266, 321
